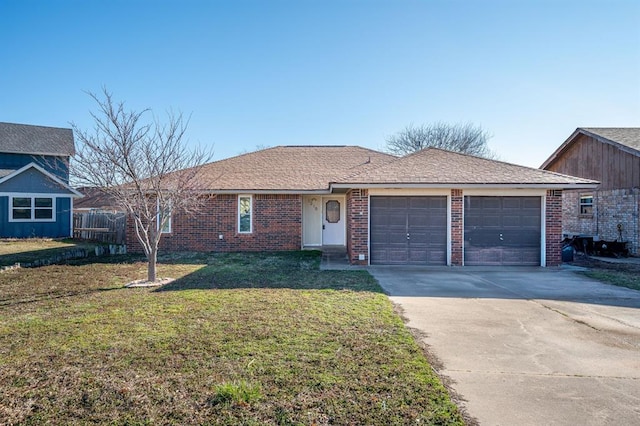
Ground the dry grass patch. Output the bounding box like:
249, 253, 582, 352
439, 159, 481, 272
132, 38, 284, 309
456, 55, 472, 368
0, 238, 100, 267
0, 251, 464, 425
571, 255, 640, 291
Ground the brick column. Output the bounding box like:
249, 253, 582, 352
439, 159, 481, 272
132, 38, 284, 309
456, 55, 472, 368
346, 189, 369, 265
545, 190, 563, 266
450, 189, 463, 266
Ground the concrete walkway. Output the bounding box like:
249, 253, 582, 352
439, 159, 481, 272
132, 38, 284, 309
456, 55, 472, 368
368, 266, 640, 426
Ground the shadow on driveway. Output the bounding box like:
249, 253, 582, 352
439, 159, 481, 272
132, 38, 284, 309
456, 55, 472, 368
367, 266, 640, 309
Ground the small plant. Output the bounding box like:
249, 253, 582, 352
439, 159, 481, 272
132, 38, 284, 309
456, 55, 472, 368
209, 381, 262, 406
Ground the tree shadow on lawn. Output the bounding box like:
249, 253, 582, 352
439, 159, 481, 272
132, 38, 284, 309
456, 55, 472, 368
154, 251, 384, 293
157, 267, 382, 292
62, 251, 383, 293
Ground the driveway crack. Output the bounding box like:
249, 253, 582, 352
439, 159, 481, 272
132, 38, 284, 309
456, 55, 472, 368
444, 369, 640, 380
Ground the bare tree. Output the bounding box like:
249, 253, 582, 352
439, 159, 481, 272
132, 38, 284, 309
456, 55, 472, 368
71, 89, 213, 282
385, 122, 495, 158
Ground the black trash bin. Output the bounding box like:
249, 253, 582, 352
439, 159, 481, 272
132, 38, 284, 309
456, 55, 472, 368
562, 245, 574, 262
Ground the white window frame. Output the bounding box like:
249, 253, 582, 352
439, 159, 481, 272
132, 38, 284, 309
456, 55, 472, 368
157, 199, 172, 234
9, 195, 56, 222
579, 194, 593, 215
238, 195, 253, 234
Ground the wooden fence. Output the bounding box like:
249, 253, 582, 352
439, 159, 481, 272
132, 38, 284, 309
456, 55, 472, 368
73, 212, 126, 245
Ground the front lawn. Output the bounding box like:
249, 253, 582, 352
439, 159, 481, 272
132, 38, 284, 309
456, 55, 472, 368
0, 251, 464, 425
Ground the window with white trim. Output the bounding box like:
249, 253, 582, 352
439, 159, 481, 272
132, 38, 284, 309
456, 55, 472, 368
579, 194, 593, 215
10, 196, 55, 222
157, 200, 172, 234
238, 195, 252, 233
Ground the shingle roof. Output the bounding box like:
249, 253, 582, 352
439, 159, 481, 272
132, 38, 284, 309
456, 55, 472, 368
0, 169, 16, 178
336, 148, 597, 186
197, 146, 396, 191
192, 146, 595, 191
74, 187, 121, 211
540, 127, 640, 170
0, 122, 75, 156
579, 128, 640, 152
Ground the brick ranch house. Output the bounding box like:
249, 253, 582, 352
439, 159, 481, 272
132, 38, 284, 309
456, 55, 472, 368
541, 128, 640, 255
126, 146, 596, 266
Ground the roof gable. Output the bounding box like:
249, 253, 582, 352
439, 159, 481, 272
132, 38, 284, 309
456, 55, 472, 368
541, 127, 640, 169
337, 148, 597, 187
0, 122, 75, 156
0, 163, 82, 196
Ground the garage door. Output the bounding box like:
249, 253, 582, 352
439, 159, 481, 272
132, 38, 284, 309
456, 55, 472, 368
464, 196, 541, 266
370, 196, 447, 265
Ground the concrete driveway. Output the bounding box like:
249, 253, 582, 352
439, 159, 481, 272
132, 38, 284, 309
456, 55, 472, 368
368, 266, 640, 426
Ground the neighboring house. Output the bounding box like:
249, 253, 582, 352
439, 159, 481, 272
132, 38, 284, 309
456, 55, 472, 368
74, 187, 122, 213
541, 127, 640, 255
127, 145, 596, 266
0, 122, 81, 238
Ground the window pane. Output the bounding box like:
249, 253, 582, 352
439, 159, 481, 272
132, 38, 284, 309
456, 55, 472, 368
326, 200, 340, 223
160, 216, 171, 233
13, 198, 31, 208
13, 208, 31, 219
239, 197, 251, 214
239, 214, 251, 232
580, 195, 593, 214
35, 198, 53, 207
35, 208, 53, 219
239, 196, 252, 233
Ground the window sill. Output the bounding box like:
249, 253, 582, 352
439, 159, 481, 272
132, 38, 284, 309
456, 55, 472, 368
578, 214, 594, 219
9, 219, 56, 223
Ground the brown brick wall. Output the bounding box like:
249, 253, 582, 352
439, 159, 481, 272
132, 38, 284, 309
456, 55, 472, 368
451, 189, 463, 266
562, 188, 639, 255
545, 190, 563, 266
126, 194, 302, 253
346, 189, 369, 265
126, 189, 570, 266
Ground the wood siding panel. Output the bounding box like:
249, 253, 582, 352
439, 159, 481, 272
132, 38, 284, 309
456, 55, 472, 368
547, 134, 640, 190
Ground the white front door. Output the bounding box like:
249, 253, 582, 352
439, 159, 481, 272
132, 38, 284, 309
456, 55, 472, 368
322, 197, 345, 245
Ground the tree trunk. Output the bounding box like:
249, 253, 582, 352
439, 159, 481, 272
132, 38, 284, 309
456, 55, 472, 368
147, 247, 157, 282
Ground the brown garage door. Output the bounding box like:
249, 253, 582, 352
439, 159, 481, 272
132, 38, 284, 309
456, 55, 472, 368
370, 196, 447, 265
464, 196, 541, 266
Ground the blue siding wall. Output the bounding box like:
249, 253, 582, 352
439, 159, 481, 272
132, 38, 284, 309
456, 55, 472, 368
0, 196, 72, 238
0, 168, 73, 194
0, 153, 69, 182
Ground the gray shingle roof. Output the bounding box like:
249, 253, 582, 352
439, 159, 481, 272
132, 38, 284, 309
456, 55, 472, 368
0, 122, 75, 156
196, 146, 396, 191
579, 128, 640, 152
336, 148, 598, 187
188, 146, 596, 191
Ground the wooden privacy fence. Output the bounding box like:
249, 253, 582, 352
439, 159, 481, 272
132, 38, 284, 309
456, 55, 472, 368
73, 212, 126, 245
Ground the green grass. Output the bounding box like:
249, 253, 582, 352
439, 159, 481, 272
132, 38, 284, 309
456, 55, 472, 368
582, 270, 640, 291
0, 251, 464, 425
0, 238, 101, 267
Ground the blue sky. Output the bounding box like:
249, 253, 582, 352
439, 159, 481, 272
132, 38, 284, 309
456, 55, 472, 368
1, 0, 639, 168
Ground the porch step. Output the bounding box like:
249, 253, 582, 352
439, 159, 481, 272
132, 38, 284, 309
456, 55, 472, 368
321, 246, 348, 261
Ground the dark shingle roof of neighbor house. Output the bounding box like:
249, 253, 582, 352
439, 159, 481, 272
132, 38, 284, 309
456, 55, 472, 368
580, 128, 640, 151
74, 187, 121, 211
193, 145, 596, 192
541, 127, 640, 169
336, 148, 598, 187
0, 122, 75, 156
